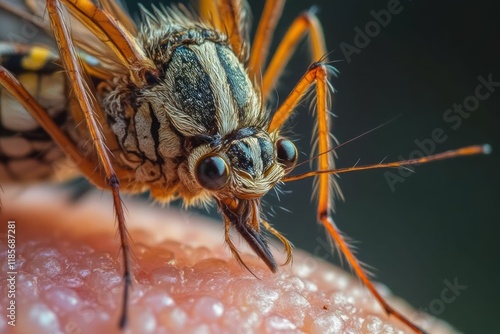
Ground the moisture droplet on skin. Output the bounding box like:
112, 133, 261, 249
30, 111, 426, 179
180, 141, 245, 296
0, 187, 459, 333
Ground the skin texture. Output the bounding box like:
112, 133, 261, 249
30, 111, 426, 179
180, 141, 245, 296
0, 186, 458, 333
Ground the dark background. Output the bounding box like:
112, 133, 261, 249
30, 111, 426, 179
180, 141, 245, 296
124, 1, 499, 332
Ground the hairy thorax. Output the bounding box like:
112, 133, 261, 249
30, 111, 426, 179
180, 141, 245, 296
100, 23, 271, 205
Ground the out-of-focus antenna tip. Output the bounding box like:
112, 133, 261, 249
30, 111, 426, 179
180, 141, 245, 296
482, 144, 492, 155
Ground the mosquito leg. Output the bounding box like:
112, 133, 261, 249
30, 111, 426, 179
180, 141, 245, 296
268, 60, 426, 333
264, 5, 427, 331
261, 9, 327, 101
317, 215, 428, 333
98, 0, 137, 35
247, 0, 285, 78
46, 0, 131, 327
198, 0, 251, 61
57, 0, 155, 84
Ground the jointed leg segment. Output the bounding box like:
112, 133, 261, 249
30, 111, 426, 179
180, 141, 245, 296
247, 0, 285, 78
46, 0, 132, 327
263, 9, 425, 334
198, 0, 250, 61
261, 9, 327, 101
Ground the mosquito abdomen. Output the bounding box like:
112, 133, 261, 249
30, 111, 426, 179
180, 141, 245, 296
0, 43, 75, 182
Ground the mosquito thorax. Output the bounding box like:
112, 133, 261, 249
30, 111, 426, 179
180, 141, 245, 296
100, 18, 295, 203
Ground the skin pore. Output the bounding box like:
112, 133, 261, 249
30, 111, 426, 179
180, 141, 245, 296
0, 186, 457, 333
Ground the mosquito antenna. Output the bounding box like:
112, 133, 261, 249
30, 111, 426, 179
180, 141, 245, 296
294, 115, 401, 169
284, 144, 491, 182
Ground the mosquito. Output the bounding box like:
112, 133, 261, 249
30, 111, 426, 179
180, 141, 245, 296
0, 0, 489, 332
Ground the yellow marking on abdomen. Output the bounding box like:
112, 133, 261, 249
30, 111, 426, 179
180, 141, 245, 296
21, 46, 51, 71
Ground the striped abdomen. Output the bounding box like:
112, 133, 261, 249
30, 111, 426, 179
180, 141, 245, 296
0, 43, 73, 182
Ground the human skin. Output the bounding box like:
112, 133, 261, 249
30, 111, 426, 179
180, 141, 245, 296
0, 186, 457, 333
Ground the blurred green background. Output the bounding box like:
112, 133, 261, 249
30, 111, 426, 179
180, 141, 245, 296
123, 1, 499, 332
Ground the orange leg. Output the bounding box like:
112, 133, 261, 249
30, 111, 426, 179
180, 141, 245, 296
0, 1, 121, 82
198, 0, 250, 61
263, 18, 423, 333
98, 0, 138, 35
261, 9, 327, 101
57, 0, 155, 84
270, 62, 426, 333
46, 0, 131, 327
247, 0, 285, 78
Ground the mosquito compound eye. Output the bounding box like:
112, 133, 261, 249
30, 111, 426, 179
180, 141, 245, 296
196, 155, 229, 190
143, 69, 160, 85
276, 139, 297, 172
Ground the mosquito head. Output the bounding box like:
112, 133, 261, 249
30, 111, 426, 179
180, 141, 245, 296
184, 127, 298, 273
188, 127, 298, 200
